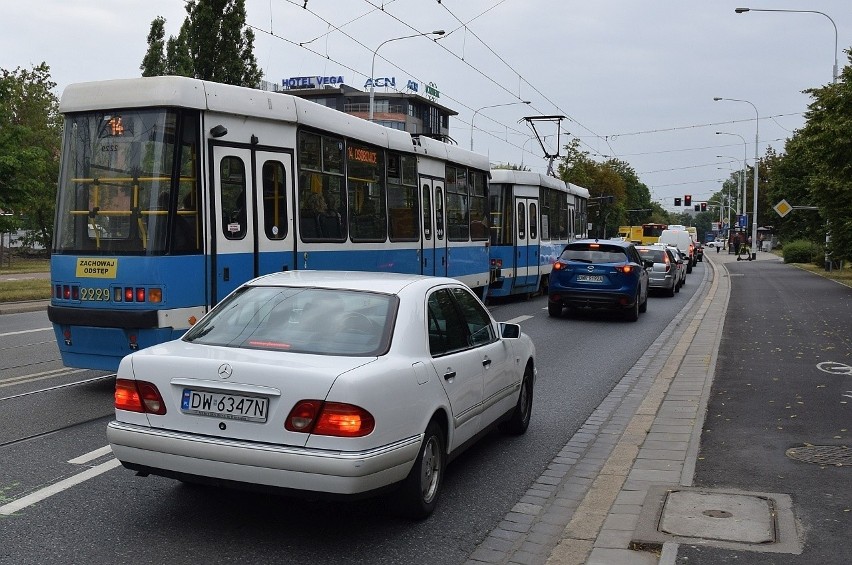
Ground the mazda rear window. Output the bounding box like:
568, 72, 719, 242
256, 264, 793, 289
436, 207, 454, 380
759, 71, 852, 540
560, 245, 628, 263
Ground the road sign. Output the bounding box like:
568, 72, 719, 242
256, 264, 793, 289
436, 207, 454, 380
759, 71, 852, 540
774, 199, 793, 218
737, 214, 748, 228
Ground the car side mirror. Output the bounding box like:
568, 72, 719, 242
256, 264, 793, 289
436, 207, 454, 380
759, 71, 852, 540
643, 260, 654, 269
500, 322, 521, 339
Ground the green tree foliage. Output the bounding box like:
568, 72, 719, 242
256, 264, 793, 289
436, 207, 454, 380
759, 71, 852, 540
558, 138, 657, 237
763, 49, 852, 261
141, 0, 262, 87
140, 17, 167, 76
0, 63, 61, 249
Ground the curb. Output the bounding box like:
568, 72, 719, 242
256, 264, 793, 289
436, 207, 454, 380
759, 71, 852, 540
0, 300, 50, 315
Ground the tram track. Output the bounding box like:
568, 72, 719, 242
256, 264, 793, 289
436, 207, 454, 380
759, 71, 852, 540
0, 372, 114, 401
0, 411, 113, 448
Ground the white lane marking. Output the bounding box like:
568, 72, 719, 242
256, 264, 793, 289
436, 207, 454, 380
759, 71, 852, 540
505, 315, 533, 324
0, 368, 88, 389
0, 459, 121, 516
68, 445, 113, 465
0, 373, 111, 400
0, 327, 53, 338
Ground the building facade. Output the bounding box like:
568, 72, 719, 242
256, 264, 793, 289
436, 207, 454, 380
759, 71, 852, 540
261, 77, 456, 141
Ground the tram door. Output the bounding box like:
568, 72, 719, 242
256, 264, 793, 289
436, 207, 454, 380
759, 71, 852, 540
211, 145, 295, 303
514, 197, 540, 289
420, 177, 448, 277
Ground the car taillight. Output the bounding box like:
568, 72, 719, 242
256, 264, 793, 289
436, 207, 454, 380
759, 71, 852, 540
285, 400, 375, 437
115, 379, 167, 415
615, 265, 634, 274
553, 261, 564, 270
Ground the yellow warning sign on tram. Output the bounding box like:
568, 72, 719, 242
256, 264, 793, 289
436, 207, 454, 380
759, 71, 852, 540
76, 257, 118, 278
773, 199, 792, 218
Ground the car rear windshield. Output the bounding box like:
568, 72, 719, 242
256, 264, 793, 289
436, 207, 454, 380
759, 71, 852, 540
560, 244, 629, 263
183, 286, 397, 356
637, 248, 667, 263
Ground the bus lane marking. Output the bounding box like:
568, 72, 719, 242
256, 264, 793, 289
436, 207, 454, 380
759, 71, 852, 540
0, 458, 121, 516
0, 327, 53, 338
68, 445, 113, 465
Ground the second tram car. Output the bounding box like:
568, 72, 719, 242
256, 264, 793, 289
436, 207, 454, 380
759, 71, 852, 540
48, 76, 492, 370
487, 169, 589, 298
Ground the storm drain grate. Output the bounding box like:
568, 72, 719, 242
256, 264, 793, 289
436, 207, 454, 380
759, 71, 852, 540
786, 445, 851, 467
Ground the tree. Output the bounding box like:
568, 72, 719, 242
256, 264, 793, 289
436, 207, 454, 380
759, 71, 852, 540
140, 17, 167, 76
142, 0, 262, 87
0, 63, 61, 251
793, 50, 852, 261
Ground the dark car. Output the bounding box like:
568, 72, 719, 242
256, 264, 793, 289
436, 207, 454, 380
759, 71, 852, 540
548, 239, 651, 321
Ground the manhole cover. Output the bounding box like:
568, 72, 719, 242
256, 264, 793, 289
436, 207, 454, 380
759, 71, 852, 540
659, 491, 775, 544
786, 445, 851, 466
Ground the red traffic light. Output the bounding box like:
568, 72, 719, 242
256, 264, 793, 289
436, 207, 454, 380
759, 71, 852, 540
684, 195, 692, 206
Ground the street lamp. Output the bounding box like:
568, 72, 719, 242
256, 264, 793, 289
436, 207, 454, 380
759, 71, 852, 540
735, 8, 838, 83
470, 101, 530, 151
714, 97, 759, 259
716, 158, 740, 232
369, 30, 445, 122
716, 131, 748, 217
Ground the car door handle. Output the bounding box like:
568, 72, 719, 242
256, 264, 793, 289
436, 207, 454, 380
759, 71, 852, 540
443, 370, 456, 380
482, 358, 492, 368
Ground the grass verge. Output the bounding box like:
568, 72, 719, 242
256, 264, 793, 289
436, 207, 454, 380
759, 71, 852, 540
791, 262, 852, 287
0, 279, 52, 302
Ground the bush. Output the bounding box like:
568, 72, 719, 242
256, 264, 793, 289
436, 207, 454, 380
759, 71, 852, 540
782, 239, 822, 264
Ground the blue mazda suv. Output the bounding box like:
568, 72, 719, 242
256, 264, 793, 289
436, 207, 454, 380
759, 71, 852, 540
548, 239, 651, 321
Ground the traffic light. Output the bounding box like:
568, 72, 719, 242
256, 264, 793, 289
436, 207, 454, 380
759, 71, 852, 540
674, 197, 682, 206
694, 204, 700, 212
684, 194, 692, 206
701, 202, 707, 212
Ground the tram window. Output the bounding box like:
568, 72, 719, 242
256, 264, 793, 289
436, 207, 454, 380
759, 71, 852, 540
298, 130, 346, 241
221, 156, 247, 240
422, 186, 432, 240
172, 113, 201, 253
262, 160, 287, 240
539, 188, 551, 241
470, 171, 488, 241
488, 184, 513, 246
446, 166, 469, 241
529, 202, 538, 240
435, 188, 445, 239
517, 202, 526, 240
388, 153, 418, 241
348, 143, 386, 242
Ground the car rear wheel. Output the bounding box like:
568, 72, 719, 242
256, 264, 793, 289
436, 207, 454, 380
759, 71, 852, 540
639, 290, 648, 313
667, 281, 676, 297
625, 293, 640, 322
398, 421, 445, 519
548, 302, 563, 318
499, 365, 533, 435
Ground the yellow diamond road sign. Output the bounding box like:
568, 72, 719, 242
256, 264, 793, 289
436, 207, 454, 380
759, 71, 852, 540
774, 199, 793, 218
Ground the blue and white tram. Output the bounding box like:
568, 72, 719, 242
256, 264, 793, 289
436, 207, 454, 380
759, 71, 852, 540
48, 76, 492, 371
486, 169, 589, 298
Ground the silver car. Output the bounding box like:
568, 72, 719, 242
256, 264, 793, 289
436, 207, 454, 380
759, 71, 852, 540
637, 245, 680, 296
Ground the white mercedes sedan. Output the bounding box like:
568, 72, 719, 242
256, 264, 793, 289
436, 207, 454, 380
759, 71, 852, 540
107, 271, 536, 518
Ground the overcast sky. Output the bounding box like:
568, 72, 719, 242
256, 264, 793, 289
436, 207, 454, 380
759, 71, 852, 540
2, 0, 849, 212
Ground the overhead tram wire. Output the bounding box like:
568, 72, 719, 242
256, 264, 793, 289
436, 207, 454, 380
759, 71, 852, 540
359, 0, 609, 157
431, 0, 617, 158
247, 23, 535, 156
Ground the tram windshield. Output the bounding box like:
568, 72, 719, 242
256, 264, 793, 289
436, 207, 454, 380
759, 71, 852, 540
53, 109, 200, 255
